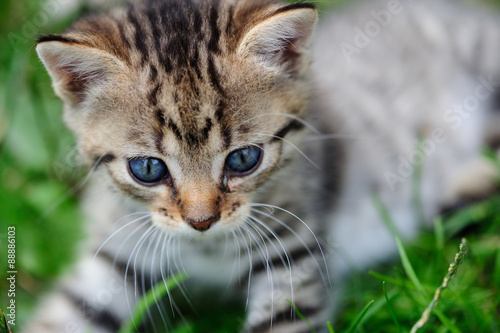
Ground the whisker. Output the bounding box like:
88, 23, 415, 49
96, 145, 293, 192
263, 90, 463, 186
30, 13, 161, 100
160, 234, 185, 322
91, 214, 150, 265
124, 224, 156, 323
231, 112, 322, 137
37, 155, 102, 223
303, 133, 379, 142
235, 227, 253, 310
112, 211, 151, 229
244, 221, 276, 328
172, 238, 195, 316
250, 204, 331, 286
229, 230, 242, 284
150, 230, 170, 332
140, 228, 159, 333
247, 216, 294, 302
243, 222, 273, 284
257, 133, 321, 169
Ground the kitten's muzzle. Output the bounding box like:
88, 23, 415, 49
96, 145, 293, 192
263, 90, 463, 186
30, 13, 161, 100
185, 213, 221, 232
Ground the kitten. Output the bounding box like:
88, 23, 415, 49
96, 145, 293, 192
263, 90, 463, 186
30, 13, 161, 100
27, 0, 500, 332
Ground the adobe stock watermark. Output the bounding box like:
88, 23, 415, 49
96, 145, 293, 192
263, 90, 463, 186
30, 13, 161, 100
7, 0, 72, 52
339, 0, 409, 64
53, 144, 82, 181
6, 226, 17, 326
384, 74, 500, 191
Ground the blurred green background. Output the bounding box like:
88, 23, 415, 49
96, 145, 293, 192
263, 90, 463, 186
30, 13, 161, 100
0, 0, 499, 332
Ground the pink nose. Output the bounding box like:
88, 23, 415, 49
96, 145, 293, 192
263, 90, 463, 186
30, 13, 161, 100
185, 214, 220, 232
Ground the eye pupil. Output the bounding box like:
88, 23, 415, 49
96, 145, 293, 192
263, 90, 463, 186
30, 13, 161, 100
129, 158, 168, 184
225, 146, 262, 174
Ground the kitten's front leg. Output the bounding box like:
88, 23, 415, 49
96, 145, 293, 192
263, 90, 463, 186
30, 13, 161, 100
22, 254, 136, 333
243, 257, 330, 333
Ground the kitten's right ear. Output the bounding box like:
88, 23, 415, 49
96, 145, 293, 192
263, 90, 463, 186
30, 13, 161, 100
36, 36, 125, 105
237, 3, 318, 76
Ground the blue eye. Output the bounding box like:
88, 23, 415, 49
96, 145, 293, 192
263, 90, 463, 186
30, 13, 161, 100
225, 146, 262, 175
129, 158, 168, 184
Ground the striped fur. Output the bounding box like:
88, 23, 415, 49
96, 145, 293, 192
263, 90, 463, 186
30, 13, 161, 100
30, 0, 500, 332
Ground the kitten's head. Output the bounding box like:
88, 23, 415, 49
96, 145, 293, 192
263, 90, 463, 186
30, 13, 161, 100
37, 0, 317, 237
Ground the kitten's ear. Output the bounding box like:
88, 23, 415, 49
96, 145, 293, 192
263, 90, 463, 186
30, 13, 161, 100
237, 3, 317, 76
36, 36, 125, 105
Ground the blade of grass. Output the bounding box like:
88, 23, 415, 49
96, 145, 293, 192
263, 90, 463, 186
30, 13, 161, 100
383, 281, 403, 333
395, 237, 426, 298
0, 310, 12, 333
369, 271, 403, 286
409, 239, 468, 333
118, 272, 188, 333
432, 308, 462, 333
358, 294, 393, 328
327, 321, 335, 333
372, 195, 400, 237
345, 300, 375, 333
286, 300, 317, 333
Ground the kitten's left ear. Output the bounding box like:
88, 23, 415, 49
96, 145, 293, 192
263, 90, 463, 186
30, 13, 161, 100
36, 35, 125, 106
237, 3, 318, 76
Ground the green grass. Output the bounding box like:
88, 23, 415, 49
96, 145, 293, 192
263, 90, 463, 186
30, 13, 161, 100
0, 0, 499, 332
334, 195, 500, 333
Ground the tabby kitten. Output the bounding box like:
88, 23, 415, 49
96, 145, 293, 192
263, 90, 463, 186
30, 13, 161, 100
28, 0, 499, 332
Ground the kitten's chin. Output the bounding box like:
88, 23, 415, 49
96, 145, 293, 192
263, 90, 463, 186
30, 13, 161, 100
150, 205, 250, 240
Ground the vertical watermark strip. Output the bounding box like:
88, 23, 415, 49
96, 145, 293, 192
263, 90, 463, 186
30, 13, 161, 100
6, 226, 16, 326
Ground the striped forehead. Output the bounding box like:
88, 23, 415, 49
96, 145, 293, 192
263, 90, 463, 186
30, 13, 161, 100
101, 0, 285, 152
120, 0, 237, 151
120, 0, 230, 71
143, 58, 230, 152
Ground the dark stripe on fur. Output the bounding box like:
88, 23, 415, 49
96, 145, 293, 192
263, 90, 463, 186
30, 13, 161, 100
146, 6, 162, 60
154, 128, 165, 153
150, 64, 158, 82
149, 83, 161, 106
116, 20, 132, 51
215, 99, 225, 122
225, 5, 234, 36
201, 117, 213, 143
36, 34, 80, 45
248, 304, 321, 332
208, 1, 221, 54
149, 83, 160, 106
98, 250, 135, 281
207, 54, 225, 96
222, 126, 232, 149
168, 119, 183, 142
193, 5, 202, 33
272, 119, 305, 142
127, 4, 149, 66
268, 2, 316, 18
63, 289, 122, 331
250, 245, 315, 275
190, 46, 202, 80
93, 153, 116, 169
156, 108, 166, 127
215, 100, 232, 148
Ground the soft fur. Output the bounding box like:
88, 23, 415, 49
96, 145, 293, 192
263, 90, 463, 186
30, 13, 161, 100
27, 0, 500, 332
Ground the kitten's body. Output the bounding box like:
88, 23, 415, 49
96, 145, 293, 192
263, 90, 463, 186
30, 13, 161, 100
27, 0, 500, 332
